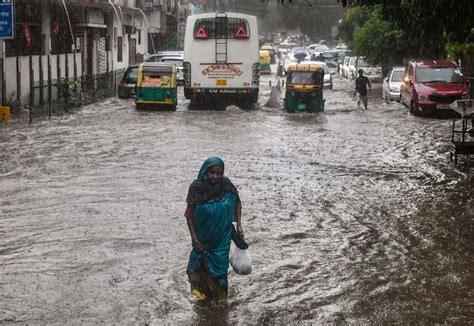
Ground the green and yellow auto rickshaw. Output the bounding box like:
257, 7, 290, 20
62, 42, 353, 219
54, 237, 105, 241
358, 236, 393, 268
135, 62, 177, 110
261, 44, 276, 64
284, 63, 325, 113
259, 50, 272, 75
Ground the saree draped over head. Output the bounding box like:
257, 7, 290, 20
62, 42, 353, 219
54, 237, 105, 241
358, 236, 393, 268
186, 156, 240, 299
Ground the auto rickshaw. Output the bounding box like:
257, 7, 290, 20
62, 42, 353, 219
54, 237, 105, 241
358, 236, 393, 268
284, 63, 325, 113
135, 62, 177, 110
261, 44, 276, 64
259, 50, 272, 75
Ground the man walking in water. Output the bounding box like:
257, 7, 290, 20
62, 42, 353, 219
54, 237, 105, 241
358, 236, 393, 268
353, 69, 372, 109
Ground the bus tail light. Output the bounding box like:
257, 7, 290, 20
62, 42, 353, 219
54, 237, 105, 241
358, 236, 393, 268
183, 62, 191, 87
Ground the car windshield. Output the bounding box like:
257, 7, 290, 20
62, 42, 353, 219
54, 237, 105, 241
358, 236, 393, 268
416, 67, 463, 83
291, 47, 308, 54
162, 59, 183, 67
391, 70, 403, 81
279, 44, 292, 50
357, 58, 370, 67
289, 71, 321, 85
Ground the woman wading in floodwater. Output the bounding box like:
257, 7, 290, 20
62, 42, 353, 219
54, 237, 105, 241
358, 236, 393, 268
185, 156, 243, 301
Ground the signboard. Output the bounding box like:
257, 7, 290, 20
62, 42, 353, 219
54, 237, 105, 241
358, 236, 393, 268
0, 0, 13, 39
201, 64, 243, 79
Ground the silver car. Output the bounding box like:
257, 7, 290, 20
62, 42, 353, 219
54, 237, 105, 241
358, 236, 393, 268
382, 67, 404, 102
160, 56, 184, 85
303, 61, 334, 89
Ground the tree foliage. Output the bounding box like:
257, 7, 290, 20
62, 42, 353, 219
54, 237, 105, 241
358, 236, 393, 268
352, 8, 404, 67
337, 6, 370, 45
348, 0, 474, 58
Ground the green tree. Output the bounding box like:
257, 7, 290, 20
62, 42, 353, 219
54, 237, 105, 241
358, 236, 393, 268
349, 0, 474, 58
352, 8, 404, 68
337, 6, 370, 46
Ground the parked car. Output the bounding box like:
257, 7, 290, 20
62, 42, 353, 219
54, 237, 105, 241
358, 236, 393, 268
340, 55, 351, 76
337, 52, 351, 74
345, 56, 358, 79
160, 56, 184, 85
382, 67, 404, 102
400, 60, 469, 117
145, 51, 183, 63
356, 57, 382, 82
118, 64, 139, 99
304, 60, 334, 89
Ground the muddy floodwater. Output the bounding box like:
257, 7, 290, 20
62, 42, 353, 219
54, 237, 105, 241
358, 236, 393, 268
1, 70, 473, 324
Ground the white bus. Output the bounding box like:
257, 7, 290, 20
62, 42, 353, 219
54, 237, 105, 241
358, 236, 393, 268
183, 12, 260, 107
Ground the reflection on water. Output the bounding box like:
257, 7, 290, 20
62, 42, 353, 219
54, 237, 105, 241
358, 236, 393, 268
0, 73, 473, 324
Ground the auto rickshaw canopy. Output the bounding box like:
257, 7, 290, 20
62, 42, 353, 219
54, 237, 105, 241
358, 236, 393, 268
286, 63, 324, 90
137, 62, 177, 88
259, 50, 271, 63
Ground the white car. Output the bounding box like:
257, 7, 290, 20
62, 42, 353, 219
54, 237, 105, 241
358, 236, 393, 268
356, 57, 382, 82
340, 56, 351, 77
278, 42, 298, 57
307, 43, 329, 55
303, 61, 334, 89
145, 51, 183, 63
382, 67, 404, 102
345, 56, 358, 79
160, 56, 184, 85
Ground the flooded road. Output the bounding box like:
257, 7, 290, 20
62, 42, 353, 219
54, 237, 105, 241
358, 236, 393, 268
1, 69, 473, 324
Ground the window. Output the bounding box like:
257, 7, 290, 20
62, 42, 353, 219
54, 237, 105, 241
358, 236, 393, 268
193, 18, 250, 39
117, 36, 123, 62
416, 67, 463, 83
289, 71, 321, 85
6, 23, 43, 56
391, 70, 403, 82
138, 30, 141, 45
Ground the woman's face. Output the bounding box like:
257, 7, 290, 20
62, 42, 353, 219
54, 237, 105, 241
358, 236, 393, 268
206, 165, 223, 185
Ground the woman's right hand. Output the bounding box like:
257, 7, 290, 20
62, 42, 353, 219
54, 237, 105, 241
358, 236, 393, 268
192, 238, 205, 253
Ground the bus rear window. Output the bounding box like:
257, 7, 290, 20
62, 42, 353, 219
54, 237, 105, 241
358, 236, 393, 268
193, 18, 250, 39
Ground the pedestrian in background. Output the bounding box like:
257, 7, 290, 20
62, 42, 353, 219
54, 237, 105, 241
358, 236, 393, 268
354, 69, 372, 109
185, 156, 243, 301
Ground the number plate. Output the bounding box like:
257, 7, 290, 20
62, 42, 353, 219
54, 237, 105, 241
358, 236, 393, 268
436, 105, 451, 110
216, 79, 227, 86
297, 103, 306, 110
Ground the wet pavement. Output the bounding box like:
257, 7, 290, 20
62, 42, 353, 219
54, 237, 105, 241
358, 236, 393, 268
1, 66, 473, 324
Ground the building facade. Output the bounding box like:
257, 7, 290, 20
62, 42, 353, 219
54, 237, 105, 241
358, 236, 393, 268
2, 0, 178, 108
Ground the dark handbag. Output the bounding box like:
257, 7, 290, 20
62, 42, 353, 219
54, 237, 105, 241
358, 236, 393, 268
231, 224, 249, 250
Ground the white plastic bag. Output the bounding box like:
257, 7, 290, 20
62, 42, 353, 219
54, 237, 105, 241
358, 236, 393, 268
230, 247, 252, 275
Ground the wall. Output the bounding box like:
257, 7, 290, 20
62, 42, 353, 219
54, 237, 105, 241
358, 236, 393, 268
5, 53, 83, 106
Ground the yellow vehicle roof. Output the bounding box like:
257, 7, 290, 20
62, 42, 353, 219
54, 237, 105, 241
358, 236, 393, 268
286, 63, 323, 72
259, 50, 270, 57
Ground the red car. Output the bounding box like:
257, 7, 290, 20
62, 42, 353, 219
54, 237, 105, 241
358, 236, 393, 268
400, 60, 469, 117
